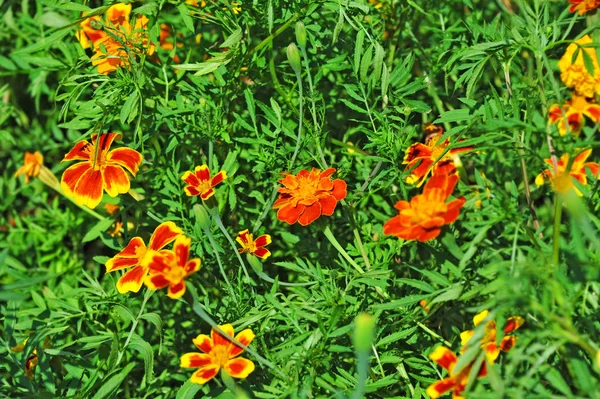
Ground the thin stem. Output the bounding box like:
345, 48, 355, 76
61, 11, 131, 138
116, 289, 153, 365
289, 70, 304, 170
323, 226, 365, 274
552, 195, 562, 266
203, 222, 239, 301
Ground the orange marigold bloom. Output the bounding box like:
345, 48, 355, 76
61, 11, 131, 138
549, 93, 600, 136
76, 3, 131, 49
569, 0, 600, 15
273, 168, 347, 226
236, 229, 271, 259
427, 346, 473, 399
403, 125, 473, 187
61, 133, 143, 209
181, 324, 255, 384
460, 310, 524, 364
181, 165, 227, 200
105, 222, 183, 294
14, 151, 43, 183
104, 203, 121, 215
535, 149, 600, 196
145, 235, 201, 299
559, 35, 600, 98
384, 174, 465, 242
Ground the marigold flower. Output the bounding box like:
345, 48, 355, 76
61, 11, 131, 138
236, 229, 271, 259
14, 151, 43, 183
105, 222, 183, 294
535, 149, 600, 196
569, 0, 600, 15
61, 133, 143, 209
11, 337, 51, 380
427, 346, 473, 399
181, 324, 255, 384
76, 4, 131, 49
145, 235, 201, 299
181, 165, 227, 200
104, 203, 121, 215
403, 125, 473, 187
384, 174, 465, 242
548, 93, 600, 136
559, 35, 600, 98
460, 310, 524, 364
273, 168, 347, 226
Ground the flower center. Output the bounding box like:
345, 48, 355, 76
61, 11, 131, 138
209, 344, 230, 367
295, 176, 319, 201
197, 180, 212, 194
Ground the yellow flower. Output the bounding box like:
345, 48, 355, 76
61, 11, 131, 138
559, 35, 600, 98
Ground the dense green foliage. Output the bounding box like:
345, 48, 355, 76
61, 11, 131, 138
1, 0, 600, 398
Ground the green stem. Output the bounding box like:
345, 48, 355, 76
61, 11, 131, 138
116, 289, 153, 365
552, 195, 562, 266
202, 222, 239, 301
289, 70, 304, 170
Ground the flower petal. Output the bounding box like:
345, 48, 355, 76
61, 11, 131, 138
182, 171, 200, 187
63, 141, 92, 162
200, 188, 215, 200
210, 170, 227, 187
253, 247, 271, 259
184, 186, 201, 196
212, 324, 235, 347
229, 329, 255, 358
61, 162, 91, 197
298, 202, 322, 226
192, 334, 213, 353
254, 234, 271, 247
167, 281, 186, 299
144, 273, 171, 290
277, 203, 305, 225
180, 352, 212, 368
105, 256, 139, 273
73, 168, 104, 209
107, 148, 143, 176
172, 235, 192, 268
331, 179, 347, 201
319, 195, 338, 216
148, 221, 183, 251
429, 346, 457, 371
426, 377, 457, 399
185, 259, 201, 275
103, 165, 131, 197
223, 357, 255, 379
116, 265, 148, 294
95, 133, 120, 153
190, 364, 220, 384
194, 165, 211, 182
504, 316, 525, 333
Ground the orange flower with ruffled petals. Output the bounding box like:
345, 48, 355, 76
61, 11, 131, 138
181, 324, 255, 384
181, 165, 227, 200
105, 222, 183, 294
273, 168, 347, 226
236, 229, 271, 259
76, 3, 131, 49
145, 235, 201, 299
403, 125, 473, 187
460, 310, 524, 364
569, 0, 600, 15
384, 174, 465, 242
559, 35, 600, 98
535, 149, 600, 196
14, 151, 43, 183
60, 133, 143, 209
549, 94, 600, 136
426, 346, 473, 399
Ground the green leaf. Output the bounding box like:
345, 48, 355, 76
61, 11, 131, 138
129, 334, 154, 384
177, 3, 195, 33
82, 219, 114, 243
354, 30, 365, 76
176, 379, 202, 399
91, 362, 135, 399
120, 91, 139, 124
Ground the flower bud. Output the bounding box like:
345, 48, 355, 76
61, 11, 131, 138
286, 43, 302, 74
295, 21, 307, 48
193, 204, 210, 230
353, 313, 375, 352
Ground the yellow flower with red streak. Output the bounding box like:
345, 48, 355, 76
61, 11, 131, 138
548, 94, 600, 136
236, 229, 271, 259
76, 3, 155, 74
11, 337, 51, 380
403, 124, 473, 187
105, 222, 183, 294
273, 168, 347, 226
427, 346, 475, 399
569, 0, 600, 15
14, 151, 43, 183
559, 35, 600, 98
181, 165, 227, 200
384, 174, 465, 242
181, 324, 256, 384
535, 149, 600, 196
145, 235, 201, 299
61, 133, 143, 209
460, 310, 525, 364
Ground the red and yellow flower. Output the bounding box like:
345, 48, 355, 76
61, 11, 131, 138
403, 124, 473, 187
14, 151, 43, 183
145, 235, 201, 299
427, 346, 473, 399
384, 174, 465, 242
273, 168, 347, 226
11, 337, 51, 380
569, 0, 600, 15
181, 324, 256, 384
182, 165, 227, 200
61, 133, 143, 209
460, 310, 525, 364
105, 222, 183, 294
236, 229, 271, 259
559, 35, 600, 98
76, 4, 131, 49
535, 149, 600, 196
548, 94, 600, 136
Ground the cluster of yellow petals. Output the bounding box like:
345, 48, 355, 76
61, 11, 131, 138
559, 35, 600, 98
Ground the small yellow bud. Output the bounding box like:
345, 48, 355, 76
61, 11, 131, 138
286, 43, 302, 74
